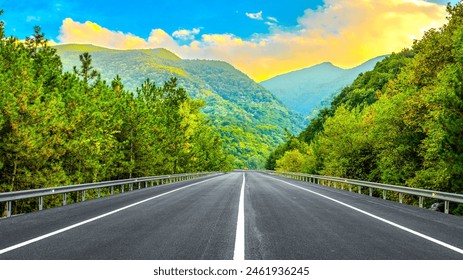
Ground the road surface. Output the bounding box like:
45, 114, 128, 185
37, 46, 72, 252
1, 171, 462, 260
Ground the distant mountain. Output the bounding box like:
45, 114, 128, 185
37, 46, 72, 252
260, 56, 388, 116
54, 44, 305, 169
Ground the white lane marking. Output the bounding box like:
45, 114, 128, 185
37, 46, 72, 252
233, 172, 245, 260
0, 176, 220, 255
268, 175, 463, 256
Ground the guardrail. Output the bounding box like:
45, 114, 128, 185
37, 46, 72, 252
268, 171, 463, 214
0, 172, 219, 218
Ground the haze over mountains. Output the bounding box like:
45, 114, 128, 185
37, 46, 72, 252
54, 44, 305, 168
260, 55, 388, 116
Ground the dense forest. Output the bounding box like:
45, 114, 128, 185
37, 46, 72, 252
0, 9, 231, 213
55, 44, 305, 169
267, 3, 463, 215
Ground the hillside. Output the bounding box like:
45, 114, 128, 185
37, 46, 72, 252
266, 3, 463, 214
55, 44, 305, 168
260, 56, 387, 116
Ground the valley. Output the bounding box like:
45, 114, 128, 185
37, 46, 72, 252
55, 44, 306, 169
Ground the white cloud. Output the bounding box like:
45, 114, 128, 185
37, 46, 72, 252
172, 28, 201, 40
265, 16, 279, 26
267, 16, 279, 22
26, 16, 41, 22
246, 11, 263, 20
58, 0, 449, 82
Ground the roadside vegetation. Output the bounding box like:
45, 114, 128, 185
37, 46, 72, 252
0, 10, 232, 214
267, 3, 463, 215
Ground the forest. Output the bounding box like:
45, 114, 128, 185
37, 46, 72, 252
55, 44, 305, 169
267, 3, 463, 215
0, 10, 232, 214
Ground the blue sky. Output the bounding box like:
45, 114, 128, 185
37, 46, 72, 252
0, 0, 459, 81
1, 0, 324, 41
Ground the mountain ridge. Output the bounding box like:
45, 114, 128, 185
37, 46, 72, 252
260, 55, 389, 116
54, 44, 305, 169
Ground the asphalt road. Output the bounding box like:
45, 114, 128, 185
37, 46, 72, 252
1, 171, 462, 260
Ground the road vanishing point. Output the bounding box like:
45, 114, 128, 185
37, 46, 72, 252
1, 171, 463, 260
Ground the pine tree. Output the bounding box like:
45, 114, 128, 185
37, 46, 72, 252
0, 10, 5, 39
73, 52, 99, 89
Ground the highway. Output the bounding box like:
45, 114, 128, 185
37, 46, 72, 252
0, 171, 462, 260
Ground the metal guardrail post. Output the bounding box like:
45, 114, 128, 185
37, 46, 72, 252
7, 201, 12, 217
271, 171, 463, 215
39, 196, 43, 211
0, 172, 220, 218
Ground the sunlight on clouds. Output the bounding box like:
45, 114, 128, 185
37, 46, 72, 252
58, 0, 448, 82
148, 29, 172, 44
59, 18, 146, 49
201, 34, 248, 46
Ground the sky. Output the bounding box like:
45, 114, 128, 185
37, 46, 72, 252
1, 0, 460, 81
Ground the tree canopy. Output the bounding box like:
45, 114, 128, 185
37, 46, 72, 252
0, 17, 232, 215
267, 3, 463, 215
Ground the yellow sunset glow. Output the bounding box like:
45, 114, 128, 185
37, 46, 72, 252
58, 0, 448, 81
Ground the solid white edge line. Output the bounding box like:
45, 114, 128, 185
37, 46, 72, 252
233, 172, 245, 260
0, 176, 219, 255
268, 175, 463, 256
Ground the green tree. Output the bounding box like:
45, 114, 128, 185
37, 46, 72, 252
0, 17, 232, 216
276, 149, 307, 173
316, 105, 376, 180
0, 30, 69, 215
73, 52, 99, 88
0, 10, 4, 39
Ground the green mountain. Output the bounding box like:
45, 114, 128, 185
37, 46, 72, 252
54, 44, 305, 169
260, 56, 388, 116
